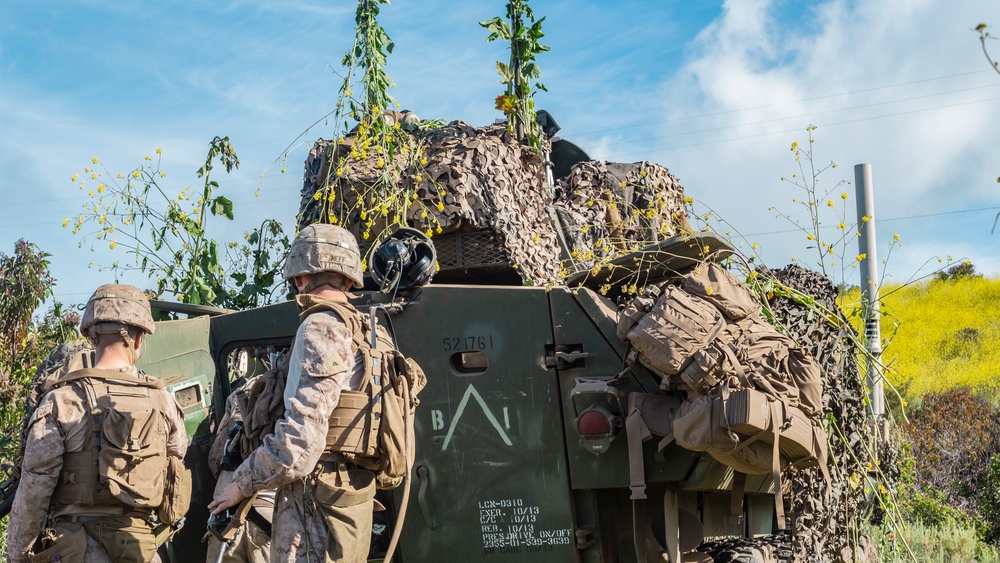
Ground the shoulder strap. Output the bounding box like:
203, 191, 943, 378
53, 368, 166, 391
296, 295, 366, 348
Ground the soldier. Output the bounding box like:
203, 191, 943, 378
208, 224, 375, 563
6, 284, 190, 563
205, 389, 274, 563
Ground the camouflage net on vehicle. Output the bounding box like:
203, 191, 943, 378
551, 160, 693, 277
764, 264, 883, 563
298, 118, 693, 286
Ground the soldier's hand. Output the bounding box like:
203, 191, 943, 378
208, 482, 247, 514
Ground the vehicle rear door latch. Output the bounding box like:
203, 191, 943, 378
544, 343, 589, 369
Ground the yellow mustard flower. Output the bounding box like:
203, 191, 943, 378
494, 95, 515, 112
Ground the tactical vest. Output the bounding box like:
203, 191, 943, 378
299, 296, 424, 488
49, 368, 172, 511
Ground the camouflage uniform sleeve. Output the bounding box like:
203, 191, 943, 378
233, 312, 354, 496
6, 396, 65, 563
162, 391, 189, 459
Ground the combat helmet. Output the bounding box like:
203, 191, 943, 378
80, 283, 156, 337
283, 223, 364, 288
80, 284, 155, 362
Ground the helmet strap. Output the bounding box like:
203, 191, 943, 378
119, 327, 140, 364
299, 272, 350, 294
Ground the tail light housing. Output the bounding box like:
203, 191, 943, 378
571, 378, 624, 456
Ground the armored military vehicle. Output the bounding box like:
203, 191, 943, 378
121, 231, 792, 563
2, 114, 868, 563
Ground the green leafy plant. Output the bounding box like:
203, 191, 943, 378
67, 137, 289, 309
979, 453, 1000, 545
0, 243, 79, 555
300, 0, 441, 245
0, 240, 54, 370
481, 0, 549, 150
225, 219, 291, 309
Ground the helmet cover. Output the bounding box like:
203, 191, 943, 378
283, 223, 364, 288
80, 283, 155, 336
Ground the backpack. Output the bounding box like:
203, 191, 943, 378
617, 261, 829, 528
45, 369, 179, 511
15, 341, 93, 479
617, 262, 823, 416
236, 361, 289, 462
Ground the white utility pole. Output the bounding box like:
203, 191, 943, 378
854, 163, 885, 419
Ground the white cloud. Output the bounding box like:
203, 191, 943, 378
650, 0, 1000, 279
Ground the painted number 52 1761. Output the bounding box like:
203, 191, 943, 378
442, 335, 493, 352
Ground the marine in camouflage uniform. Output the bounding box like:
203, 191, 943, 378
6, 284, 189, 563
205, 392, 274, 563
210, 224, 374, 563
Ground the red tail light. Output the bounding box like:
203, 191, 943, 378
578, 409, 613, 437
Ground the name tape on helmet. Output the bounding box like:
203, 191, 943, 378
308, 237, 352, 250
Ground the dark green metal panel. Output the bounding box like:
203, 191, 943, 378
138, 314, 217, 563
388, 285, 579, 561
138, 315, 215, 437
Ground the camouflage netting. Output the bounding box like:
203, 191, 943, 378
299, 120, 563, 284
551, 160, 693, 275
765, 264, 882, 563
297, 116, 693, 286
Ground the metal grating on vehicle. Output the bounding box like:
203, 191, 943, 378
433, 229, 511, 269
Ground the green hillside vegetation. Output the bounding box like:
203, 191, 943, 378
839, 272, 1000, 560
842, 275, 1000, 403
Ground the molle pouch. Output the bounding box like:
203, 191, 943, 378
615, 294, 657, 342
82, 516, 159, 563
29, 523, 87, 563
157, 455, 192, 526
100, 387, 168, 508
314, 465, 377, 509
677, 345, 728, 395
626, 286, 726, 377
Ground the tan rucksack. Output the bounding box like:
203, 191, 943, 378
617, 261, 829, 528
45, 369, 182, 511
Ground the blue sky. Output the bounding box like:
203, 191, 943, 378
1, 0, 998, 307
